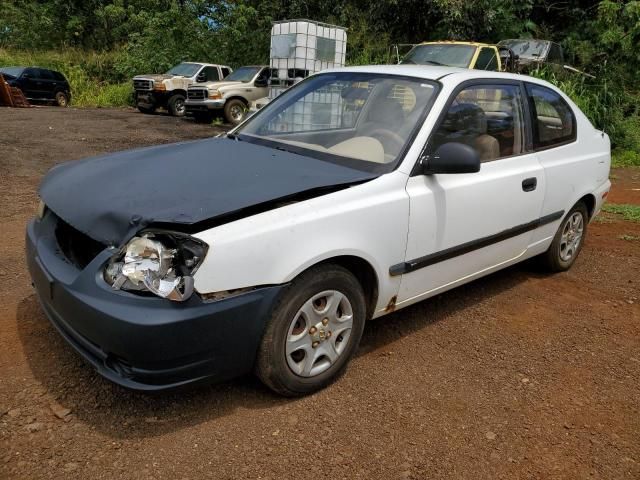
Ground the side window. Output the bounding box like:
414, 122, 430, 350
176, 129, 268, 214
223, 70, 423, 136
474, 48, 498, 71
221, 67, 231, 78
37, 69, 54, 80
52, 71, 66, 81
525, 83, 576, 149
23, 67, 38, 78
204, 67, 220, 82
430, 84, 525, 162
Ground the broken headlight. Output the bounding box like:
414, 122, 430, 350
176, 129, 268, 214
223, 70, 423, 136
104, 232, 207, 302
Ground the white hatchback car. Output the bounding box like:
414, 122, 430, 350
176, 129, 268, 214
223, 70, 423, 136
28, 66, 611, 396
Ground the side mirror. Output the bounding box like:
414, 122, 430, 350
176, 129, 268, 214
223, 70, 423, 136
420, 142, 480, 175
254, 77, 268, 88
196, 73, 206, 83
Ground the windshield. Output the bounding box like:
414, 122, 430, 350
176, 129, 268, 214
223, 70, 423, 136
237, 72, 438, 171
165, 63, 202, 77
499, 40, 548, 59
0, 67, 25, 78
402, 44, 476, 68
225, 66, 261, 83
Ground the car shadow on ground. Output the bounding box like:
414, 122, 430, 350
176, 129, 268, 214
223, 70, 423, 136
16, 260, 546, 440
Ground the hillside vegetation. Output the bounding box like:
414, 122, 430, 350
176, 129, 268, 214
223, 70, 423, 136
1, 0, 638, 164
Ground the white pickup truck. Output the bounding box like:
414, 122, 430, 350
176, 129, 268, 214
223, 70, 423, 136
185, 66, 276, 124
133, 62, 232, 117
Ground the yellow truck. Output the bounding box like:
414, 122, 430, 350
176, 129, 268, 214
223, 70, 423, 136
399, 41, 515, 72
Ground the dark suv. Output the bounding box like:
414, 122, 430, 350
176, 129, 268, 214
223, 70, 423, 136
0, 67, 71, 106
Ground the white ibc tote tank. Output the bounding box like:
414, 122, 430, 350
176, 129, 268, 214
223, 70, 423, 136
268, 19, 347, 97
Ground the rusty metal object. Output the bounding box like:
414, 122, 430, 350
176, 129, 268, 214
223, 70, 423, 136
385, 295, 397, 313
0, 74, 30, 108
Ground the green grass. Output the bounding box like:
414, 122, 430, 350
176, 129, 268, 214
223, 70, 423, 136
602, 203, 640, 222
612, 149, 640, 168
618, 234, 640, 241
0, 48, 132, 107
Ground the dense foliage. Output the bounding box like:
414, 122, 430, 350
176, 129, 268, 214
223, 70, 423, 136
0, 0, 638, 162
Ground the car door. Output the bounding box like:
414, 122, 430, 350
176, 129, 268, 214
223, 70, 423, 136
37, 69, 57, 99
396, 81, 546, 306
19, 68, 42, 98
244, 68, 270, 101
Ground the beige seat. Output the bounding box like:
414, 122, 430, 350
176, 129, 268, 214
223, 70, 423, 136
359, 98, 406, 155
471, 107, 500, 162
328, 137, 386, 163
475, 133, 500, 162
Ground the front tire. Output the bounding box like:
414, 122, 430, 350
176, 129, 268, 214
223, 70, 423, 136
167, 94, 186, 117
538, 202, 588, 272
256, 264, 366, 396
224, 98, 247, 125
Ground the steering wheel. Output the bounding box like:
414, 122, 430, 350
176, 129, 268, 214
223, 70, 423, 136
368, 128, 405, 153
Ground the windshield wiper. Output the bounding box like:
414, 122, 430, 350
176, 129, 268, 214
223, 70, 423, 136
424, 60, 446, 66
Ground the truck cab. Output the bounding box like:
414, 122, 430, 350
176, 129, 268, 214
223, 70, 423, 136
498, 39, 565, 73
401, 41, 504, 71
185, 66, 276, 125
133, 62, 232, 117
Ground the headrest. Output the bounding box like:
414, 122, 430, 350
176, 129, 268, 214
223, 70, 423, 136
441, 102, 487, 135
367, 98, 405, 124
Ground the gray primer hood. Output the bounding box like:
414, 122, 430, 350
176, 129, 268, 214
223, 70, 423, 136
39, 138, 377, 246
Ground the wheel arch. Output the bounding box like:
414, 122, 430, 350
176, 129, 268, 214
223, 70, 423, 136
290, 255, 380, 321
225, 95, 249, 106
170, 89, 187, 98
576, 193, 596, 219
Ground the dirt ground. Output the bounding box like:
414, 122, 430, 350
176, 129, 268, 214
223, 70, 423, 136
1, 106, 639, 480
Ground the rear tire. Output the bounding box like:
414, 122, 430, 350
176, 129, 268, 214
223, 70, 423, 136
55, 91, 69, 107
167, 94, 186, 117
223, 98, 247, 125
256, 264, 366, 396
538, 202, 588, 272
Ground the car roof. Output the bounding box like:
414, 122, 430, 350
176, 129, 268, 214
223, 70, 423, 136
418, 41, 495, 48
1, 66, 51, 70
319, 64, 561, 89
500, 38, 553, 44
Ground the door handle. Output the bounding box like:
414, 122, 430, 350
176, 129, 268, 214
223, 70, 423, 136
522, 177, 537, 192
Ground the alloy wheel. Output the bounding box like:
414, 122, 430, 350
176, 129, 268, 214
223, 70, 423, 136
559, 211, 584, 262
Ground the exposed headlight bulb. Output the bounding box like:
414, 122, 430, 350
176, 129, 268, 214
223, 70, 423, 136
106, 233, 205, 302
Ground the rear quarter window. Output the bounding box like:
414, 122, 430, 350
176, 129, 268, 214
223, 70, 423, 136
525, 83, 576, 150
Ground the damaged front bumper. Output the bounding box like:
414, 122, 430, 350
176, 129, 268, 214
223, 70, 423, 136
135, 90, 165, 109
25, 212, 283, 391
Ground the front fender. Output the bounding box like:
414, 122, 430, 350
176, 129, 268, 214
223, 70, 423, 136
192, 172, 410, 314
